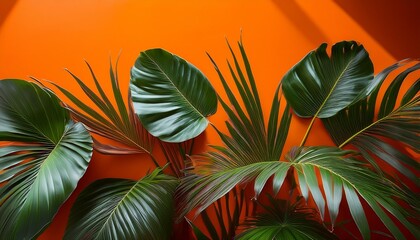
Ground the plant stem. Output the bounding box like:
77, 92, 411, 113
300, 116, 317, 146
149, 154, 160, 168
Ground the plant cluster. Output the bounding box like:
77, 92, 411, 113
0, 39, 419, 239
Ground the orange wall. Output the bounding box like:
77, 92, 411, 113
0, 0, 417, 239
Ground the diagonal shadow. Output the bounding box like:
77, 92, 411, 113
335, 0, 420, 59
272, 0, 329, 45
0, 0, 19, 28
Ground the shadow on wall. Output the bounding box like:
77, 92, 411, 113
335, 0, 420, 60
0, 0, 18, 28
272, 0, 329, 45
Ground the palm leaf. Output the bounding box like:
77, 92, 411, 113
177, 39, 292, 217
51, 59, 155, 156
0, 79, 93, 239
236, 196, 338, 240
286, 146, 419, 240
130, 48, 217, 142
64, 168, 179, 240
323, 60, 420, 183
198, 187, 246, 240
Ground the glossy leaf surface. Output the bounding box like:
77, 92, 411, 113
236, 196, 338, 240
323, 60, 420, 183
282, 41, 374, 118
64, 169, 178, 240
287, 146, 419, 239
130, 48, 217, 142
0, 79, 92, 239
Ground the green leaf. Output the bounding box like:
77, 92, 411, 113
343, 181, 370, 240
178, 161, 292, 218
286, 146, 419, 239
178, 40, 292, 220
319, 169, 342, 226
52, 60, 155, 155
130, 48, 217, 142
323, 60, 420, 183
236, 196, 338, 240
0, 79, 93, 239
282, 41, 374, 118
64, 168, 179, 240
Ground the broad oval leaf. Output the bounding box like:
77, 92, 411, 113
282, 41, 374, 118
130, 48, 217, 142
0, 79, 93, 239
64, 169, 179, 240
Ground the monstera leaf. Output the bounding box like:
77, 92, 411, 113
64, 168, 179, 240
130, 48, 217, 142
0, 79, 92, 239
282, 41, 374, 118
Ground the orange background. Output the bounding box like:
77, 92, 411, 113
0, 0, 419, 239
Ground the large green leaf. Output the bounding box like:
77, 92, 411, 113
287, 146, 419, 240
0, 79, 93, 239
64, 168, 179, 240
130, 48, 217, 142
282, 41, 374, 118
236, 196, 338, 240
322, 60, 420, 183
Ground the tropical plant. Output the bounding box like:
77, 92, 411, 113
0, 38, 418, 240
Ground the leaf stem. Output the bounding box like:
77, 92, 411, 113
150, 154, 160, 168
300, 116, 317, 146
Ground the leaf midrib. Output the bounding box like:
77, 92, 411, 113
143, 52, 206, 120
297, 161, 360, 202
339, 99, 417, 148
314, 55, 356, 118
95, 178, 160, 239
13, 123, 72, 239
5, 101, 56, 144
301, 56, 357, 146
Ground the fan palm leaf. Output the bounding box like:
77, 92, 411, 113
323, 60, 420, 183
287, 146, 419, 240
0, 79, 93, 239
64, 168, 178, 240
236, 196, 338, 240
51, 59, 155, 157
177, 39, 292, 216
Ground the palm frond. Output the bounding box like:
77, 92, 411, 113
177, 39, 292, 217
287, 146, 419, 239
50, 59, 155, 157
197, 187, 246, 240
236, 196, 338, 240
323, 60, 420, 183
64, 168, 179, 240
